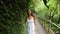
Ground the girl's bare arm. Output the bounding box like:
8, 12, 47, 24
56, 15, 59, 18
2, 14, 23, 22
34, 15, 36, 32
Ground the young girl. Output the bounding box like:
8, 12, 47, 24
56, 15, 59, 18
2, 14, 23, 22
26, 9, 36, 34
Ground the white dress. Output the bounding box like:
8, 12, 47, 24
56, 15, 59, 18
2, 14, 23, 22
27, 17, 35, 34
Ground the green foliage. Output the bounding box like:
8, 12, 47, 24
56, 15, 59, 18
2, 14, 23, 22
0, 0, 30, 34
0, 0, 60, 34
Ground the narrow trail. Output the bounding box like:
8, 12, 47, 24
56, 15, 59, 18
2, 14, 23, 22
35, 19, 48, 34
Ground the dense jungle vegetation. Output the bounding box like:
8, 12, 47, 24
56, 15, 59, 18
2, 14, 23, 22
0, 0, 60, 34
